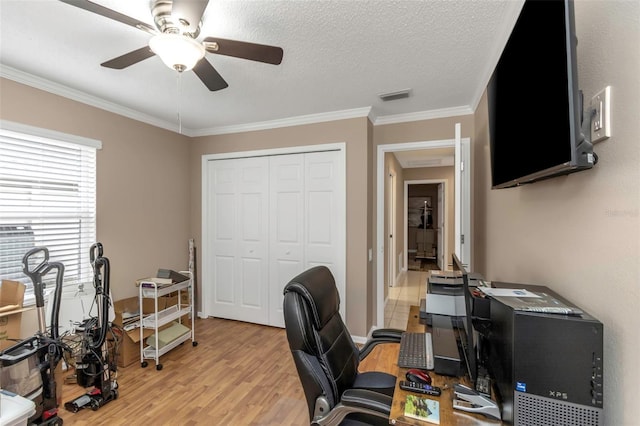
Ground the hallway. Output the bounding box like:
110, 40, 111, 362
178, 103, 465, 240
383, 269, 429, 330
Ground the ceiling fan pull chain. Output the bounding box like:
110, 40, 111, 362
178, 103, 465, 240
177, 72, 182, 134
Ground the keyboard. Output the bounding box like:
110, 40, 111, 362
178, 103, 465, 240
397, 332, 434, 370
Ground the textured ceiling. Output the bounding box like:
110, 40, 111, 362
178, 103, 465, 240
0, 0, 524, 136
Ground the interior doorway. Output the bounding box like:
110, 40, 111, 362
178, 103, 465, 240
376, 128, 471, 328
405, 181, 447, 272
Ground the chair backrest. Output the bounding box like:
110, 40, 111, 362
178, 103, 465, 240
283, 265, 360, 421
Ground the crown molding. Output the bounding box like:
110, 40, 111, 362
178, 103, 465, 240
0, 65, 190, 135
192, 107, 372, 136
372, 106, 473, 126
2, 65, 471, 137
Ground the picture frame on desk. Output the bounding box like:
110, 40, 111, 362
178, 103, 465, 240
404, 394, 440, 424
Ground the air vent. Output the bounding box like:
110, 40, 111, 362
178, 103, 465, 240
379, 89, 411, 102
408, 159, 442, 167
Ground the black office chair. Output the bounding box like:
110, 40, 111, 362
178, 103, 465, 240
283, 266, 403, 426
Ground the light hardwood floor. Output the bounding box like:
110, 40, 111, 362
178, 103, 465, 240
57, 271, 426, 425
59, 317, 310, 425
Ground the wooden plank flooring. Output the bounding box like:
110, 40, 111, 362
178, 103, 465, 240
57, 317, 399, 425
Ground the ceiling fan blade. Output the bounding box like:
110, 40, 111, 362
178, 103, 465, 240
101, 46, 156, 70
203, 37, 283, 65
193, 59, 229, 91
58, 0, 156, 35
172, 0, 209, 33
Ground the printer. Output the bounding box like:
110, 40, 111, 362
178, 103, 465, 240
421, 271, 485, 322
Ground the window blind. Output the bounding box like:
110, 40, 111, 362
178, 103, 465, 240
0, 125, 98, 300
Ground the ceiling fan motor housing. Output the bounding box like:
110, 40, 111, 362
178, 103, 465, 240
152, 0, 201, 37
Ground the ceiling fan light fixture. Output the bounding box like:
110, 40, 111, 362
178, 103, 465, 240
149, 33, 205, 72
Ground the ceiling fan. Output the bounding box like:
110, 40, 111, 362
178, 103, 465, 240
58, 0, 284, 91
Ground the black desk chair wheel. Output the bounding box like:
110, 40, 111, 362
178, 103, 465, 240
283, 266, 403, 426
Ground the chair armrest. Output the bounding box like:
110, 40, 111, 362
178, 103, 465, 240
313, 389, 392, 426
358, 328, 403, 361
371, 328, 403, 340
341, 388, 393, 415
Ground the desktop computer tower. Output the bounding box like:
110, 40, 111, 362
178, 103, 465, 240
484, 284, 604, 425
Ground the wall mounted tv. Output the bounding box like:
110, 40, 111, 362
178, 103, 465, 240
487, 0, 596, 189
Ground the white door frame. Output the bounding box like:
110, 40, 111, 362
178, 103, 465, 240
387, 171, 397, 287
376, 137, 471, 328
201, 143, 346, 320
403, 179, 448, 276
454, 124, 471, 268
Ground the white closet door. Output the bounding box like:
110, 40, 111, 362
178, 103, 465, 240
268, 150, 344, 326
209, 157, 270, 324
205, 148, 345, 327
304, 151, 345, 320
268, 154, 304, 327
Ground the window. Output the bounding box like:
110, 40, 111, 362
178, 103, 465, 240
0, 121, 101, 304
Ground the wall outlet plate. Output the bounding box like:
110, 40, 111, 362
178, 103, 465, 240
590, 86, 611, 143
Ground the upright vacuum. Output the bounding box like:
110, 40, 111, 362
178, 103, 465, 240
64, 242, 118, 412
0, 246, 66, 425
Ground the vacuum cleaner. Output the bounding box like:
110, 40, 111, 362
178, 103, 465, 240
0, 246, 67, 425
64, 242, 119, 412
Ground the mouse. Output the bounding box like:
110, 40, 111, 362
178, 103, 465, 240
405, 369, 432, 385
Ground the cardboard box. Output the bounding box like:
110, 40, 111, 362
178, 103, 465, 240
112, 295, 188, 367
112, 297, 146, 368
0, 280, 33, 351
0, 280, 26, 310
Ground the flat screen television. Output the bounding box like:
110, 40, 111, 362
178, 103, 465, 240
487, 0, 596, 189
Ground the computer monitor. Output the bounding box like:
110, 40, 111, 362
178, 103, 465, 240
452, 253, 477, 386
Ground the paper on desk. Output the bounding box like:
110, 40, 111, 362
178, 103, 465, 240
478, 288, 541, 298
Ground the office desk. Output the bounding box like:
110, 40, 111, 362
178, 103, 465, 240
388, 306, 501, 425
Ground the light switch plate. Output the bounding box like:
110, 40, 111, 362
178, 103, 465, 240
590, 86, 611, 143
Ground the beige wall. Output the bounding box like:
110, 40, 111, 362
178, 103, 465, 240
0, 79, 192, 303
1, 79, 192, 335
473, 2, 640, 425
188, 118, 373, 336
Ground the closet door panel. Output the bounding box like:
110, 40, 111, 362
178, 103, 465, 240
209, 160, 238, 315
235, 157, 269, 324
208, 157, 269, 324
214, 256, 235, 304
304, 151, 345, 320
269, 154, 304, 327
240, 258, 264, 307
305, 152, 339, 265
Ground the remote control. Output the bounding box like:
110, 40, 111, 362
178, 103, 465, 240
400, 380, 442, 396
